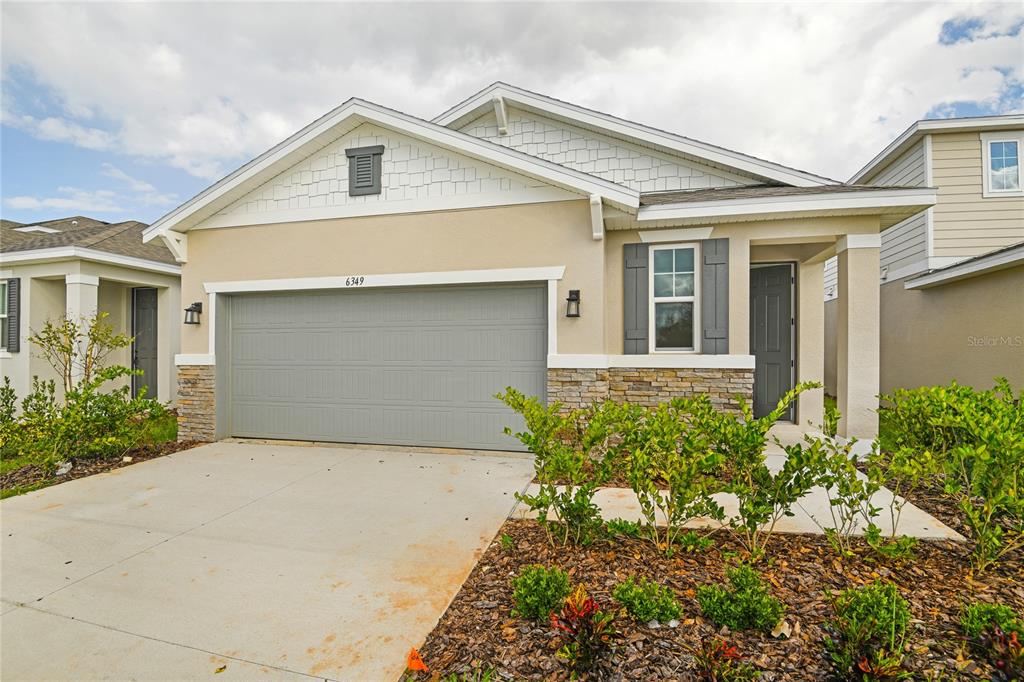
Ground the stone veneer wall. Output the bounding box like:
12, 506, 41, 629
548, 367, 754, 413
177, 365, 216, 442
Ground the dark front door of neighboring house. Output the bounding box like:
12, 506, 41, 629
132, 288, 158, 399
750, 264, 794, 420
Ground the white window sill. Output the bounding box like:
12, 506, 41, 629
0, 351, 13, 359
548, 354, 755, 370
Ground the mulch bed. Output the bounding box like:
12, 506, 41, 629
1, 439, 204, 495
410, 520, 1022, 681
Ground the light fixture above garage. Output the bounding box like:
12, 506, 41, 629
565, 290, 580, 318
184, 301, 203, 325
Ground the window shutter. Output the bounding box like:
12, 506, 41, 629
5, 278, 20, 353
623, 243, 649, 354
346, 145, 385, 196
701, 238, 729, 354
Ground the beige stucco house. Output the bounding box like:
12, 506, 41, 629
143, 83, 935, 448
1, 217, 181, 402
824, 115, 1024, 396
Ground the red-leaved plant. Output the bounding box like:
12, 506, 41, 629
550, 585, 619, 673
980, 626, 1024, 681
691, 637, 759, 682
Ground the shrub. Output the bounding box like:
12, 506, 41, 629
605, 518, 643, 538
29, 312, 132, 393
612, 576, 682, 624
511, 565, 571, 621
691, 637, 760, 681
862, 445, 937, 560
962, 601, 1024, 678
962, 602, 1023, 639
697, 564, 784, 632
550, 585, 619, 674
824, 581, 911, 680
614, 397, 725, 554
498, 389, 619, 546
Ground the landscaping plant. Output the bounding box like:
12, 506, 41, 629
510, 564, 571, 621
614, 396, 725, 553
498, 389, 618, 546
861, 444, 937, 560
605, 517, 644, 539
691, 637, 760, 682
961, 602, 1024, 681
697, 563, 785, 632
29, 312, 133, 393
550, 584, 619, 674
961, 602, 1023, 640
824, 581, 911, 681
612, 575, 682, 624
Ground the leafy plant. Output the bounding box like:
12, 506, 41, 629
691, 637, 760, 681
605, 517, 644, 538
498, 389, 619, 546
550, 585, 619, 674
510, 565, 571, 621
499, 533, 515, 551
824, 581, 911, 681
961, 602, 1023, 639
612, 576, 682, 624
29, 312, 133, 393
962, 601, 1024, 680
715, 382, 826, 558
697, 564, 784, 632
862, 445, 937, 560
614, 397, 725, 554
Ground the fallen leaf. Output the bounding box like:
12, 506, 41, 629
771, 620, 792, 639
214, 665, 227, 674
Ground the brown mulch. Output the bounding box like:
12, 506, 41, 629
1, 439, 205, 494
410, 520, 1023, 681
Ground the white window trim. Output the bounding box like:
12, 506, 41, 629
981, 132, 1024, 198
648, 242, 701, 353
0, 280, 7, 351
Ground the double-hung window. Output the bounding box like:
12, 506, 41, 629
650, 243, 699, 351
982, 133, 1023, 197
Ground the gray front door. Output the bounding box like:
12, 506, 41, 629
226, 284, 547, 450
131, 288, 158, 399
750, 264, 794, 419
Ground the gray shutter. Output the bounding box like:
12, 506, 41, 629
623, 243, 649, 354
701, 238, 729, 354
346, 145, 384, 196
5, 278, 20, 353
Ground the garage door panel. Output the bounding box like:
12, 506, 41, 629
228, 285, 546, 450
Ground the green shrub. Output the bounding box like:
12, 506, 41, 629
961, 602, 1023, 639
697, 564, 784, 632
824, 581, 911, 679
605, 518, 643, 538
612, 576, 682, 624
511, 565, 571, 621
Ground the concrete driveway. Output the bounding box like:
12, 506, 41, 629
1, 442, 534, 681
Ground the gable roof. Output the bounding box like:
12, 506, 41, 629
433, 82, 838, 188
1, 216, 177, 266
850, 113, 1024, 184
143, 98, 639, 241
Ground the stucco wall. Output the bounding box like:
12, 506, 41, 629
879, 265, 1024, 394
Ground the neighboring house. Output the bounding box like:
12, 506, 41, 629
824, 115, 1024, 396
0, 216, 182, 402
143, 82, 935, 448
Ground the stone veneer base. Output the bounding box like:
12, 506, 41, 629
547, 367, 754, 412
177, 365, 216, 441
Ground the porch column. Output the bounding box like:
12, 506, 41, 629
835, 235, 880, 439
65, 274, 99, 386
797, 259, 824, 429
727, 237, 750, 354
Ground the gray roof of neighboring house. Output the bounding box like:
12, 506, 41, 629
639, 183, 924, 206
0, 216, 177, 266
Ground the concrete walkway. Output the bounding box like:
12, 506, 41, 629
1, 442, 534, 681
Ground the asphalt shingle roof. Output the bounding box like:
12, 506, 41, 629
0, 216, 177, 266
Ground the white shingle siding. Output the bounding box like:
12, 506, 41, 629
216, 123, 548, 218
460, 110, 756, 192
824, 257, 838, 301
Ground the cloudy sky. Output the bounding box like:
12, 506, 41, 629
1, 1, 1022, 224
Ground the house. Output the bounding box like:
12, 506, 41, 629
824, 115, 1024, 396
142, 83, 935, 449
1, 216, 182, 402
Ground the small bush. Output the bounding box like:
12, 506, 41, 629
612, 576, 682, 624
962, 601, 1024, 680
962, 602, 1023, 639
697, 564, 784, 632
511, 565, 571, 621
550, 585, 619, 674
691, 637, 760, 681
824, 581, 911, 679
605, 518, 644, 538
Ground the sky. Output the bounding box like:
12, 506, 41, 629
1, 1, 1022, 226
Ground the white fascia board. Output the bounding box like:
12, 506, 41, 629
204, 266, 566, 295
850, 114, 1024, 183
0, 247, 182, 276
548, 354, 756, 370
175, 353, 215, 366
433, 83, 836, 187
143, 99, 638, 242
636, 188, 937, 223
904, 244, 1024, 290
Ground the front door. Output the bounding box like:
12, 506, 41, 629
131, 288, 158, 399
750, 264, 794, 419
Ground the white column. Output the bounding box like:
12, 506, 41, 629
797, 258, 825, 430
65, 274, 99, 386
835, 235, 880, 439
728, 237, 751, 354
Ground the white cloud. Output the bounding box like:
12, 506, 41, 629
4, 187, 124, 213
100, 163, 179, 207
101, 163, 155, 193
1, 2, 1021, 182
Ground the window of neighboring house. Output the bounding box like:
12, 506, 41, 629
650, 243, 700, 352
0, 281, 7, 351
982, 133, 1024, 197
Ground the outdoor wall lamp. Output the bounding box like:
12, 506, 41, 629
565, 289, 581, 318
184, 301, 203, 325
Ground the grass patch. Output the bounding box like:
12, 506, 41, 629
143, 411, 178, 445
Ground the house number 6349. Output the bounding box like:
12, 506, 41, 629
344, 276, 365, 286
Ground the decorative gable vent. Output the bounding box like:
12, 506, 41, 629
346, 145, 385, 196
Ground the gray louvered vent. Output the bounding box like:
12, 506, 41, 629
346, 145, 384, 196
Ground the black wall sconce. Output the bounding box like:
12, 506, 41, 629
184, 301, 203, 325
565, 289, 581, 318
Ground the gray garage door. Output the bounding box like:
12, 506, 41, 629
226, 284, 547, 450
